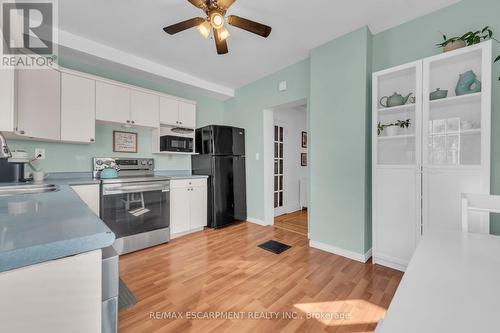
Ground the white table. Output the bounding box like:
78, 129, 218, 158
379, 229, 500, 333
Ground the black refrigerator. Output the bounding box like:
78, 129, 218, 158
192, 125, 247, 228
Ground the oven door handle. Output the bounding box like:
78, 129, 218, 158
103, 183, 170, 195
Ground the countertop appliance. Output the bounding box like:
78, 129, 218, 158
192, 125, 247, 228
159, 126, 194, 153
93, 158, 170, 255
0, 151, 29, 183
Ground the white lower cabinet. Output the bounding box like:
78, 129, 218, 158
71, 184, 100, 216
170, 178, 207, 238
0, 250, 102, 333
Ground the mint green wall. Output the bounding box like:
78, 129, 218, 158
309, 27, 372, 254
8, 57, 226, 172
9, 124, 189, 172
373, 0, 500, 234
224, 59, 310, 220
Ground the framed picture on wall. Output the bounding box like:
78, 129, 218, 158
301, 131, 308, 148
113, 131, 138, 153
301, 153, 307, 166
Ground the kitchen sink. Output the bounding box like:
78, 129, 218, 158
0, 184, 60, 196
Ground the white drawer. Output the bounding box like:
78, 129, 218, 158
170, 178, 207, 189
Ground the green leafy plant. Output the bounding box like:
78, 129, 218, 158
496, 55, 500, 81
437, 26, 498, 48
377, 119, 411, 136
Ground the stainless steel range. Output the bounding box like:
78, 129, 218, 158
93, 158, 170, 255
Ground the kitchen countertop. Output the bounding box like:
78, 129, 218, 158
0, 182, 114, 273
0, 171, 207, 272
379, 229, 500, 333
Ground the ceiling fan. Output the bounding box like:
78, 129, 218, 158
163, 0, 272, 55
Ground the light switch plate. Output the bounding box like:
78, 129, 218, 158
278, 81, 287, 92
255, 153, 260, 161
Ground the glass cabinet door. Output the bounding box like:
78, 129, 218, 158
423, 48, 483, 167
375, 65, 421, 166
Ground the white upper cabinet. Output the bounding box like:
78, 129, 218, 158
61, 73, 96, 143
16, 68, 61, 140
96, 81, 130, 124
159, 97, 179, 126
0, 67, 15, 132
130, 90, 159, 128
178, 101, 196, 128
159, 97, 196, 128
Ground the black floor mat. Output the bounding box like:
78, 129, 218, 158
258, 240, 291, 254
118, 278, 137, 310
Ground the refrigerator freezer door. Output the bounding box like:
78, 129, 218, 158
197, 125, 245, 156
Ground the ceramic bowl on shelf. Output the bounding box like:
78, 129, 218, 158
430, 88, 448, 100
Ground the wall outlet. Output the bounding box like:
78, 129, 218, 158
34, 148, 46, 160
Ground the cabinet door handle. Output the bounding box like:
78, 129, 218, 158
19, 130, 25, 135
126, 120, 130, 123
90, 138, 95, 142
131, 120, 135, 124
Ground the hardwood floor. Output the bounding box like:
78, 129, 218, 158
118, 222, 402, 333
274, 210, 308, 236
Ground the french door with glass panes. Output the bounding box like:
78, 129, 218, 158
274, 124, 286, 216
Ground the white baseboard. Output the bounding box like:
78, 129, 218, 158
309, 240, 372, 263
372, 255, 407, 272
247, 217, 271, 226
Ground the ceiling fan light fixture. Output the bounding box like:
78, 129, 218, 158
210, 12, 224, 29
218, 26, 230, 41
196, 20, 211, 38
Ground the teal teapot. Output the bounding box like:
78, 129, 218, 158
380, 92, 414, 108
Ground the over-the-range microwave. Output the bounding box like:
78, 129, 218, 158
159, 126, 194, 153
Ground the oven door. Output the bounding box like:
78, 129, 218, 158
101, 181, 170, 239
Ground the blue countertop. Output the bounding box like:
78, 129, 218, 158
0, 171, 207, 272
0, 183, 114, 272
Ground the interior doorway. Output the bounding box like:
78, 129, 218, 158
267, 100, 308, 236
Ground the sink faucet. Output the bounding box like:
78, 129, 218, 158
0, 132, 12, 159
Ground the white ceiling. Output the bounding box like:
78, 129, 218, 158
59, 0, 460, 98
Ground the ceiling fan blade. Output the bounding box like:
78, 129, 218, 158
163, 17, 205, 35
217, 0, 236, 10
214, 28, 229, 55
227, 15, 272, 38
187, 0, 207, 10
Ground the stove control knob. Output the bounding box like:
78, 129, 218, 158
148, 161, 153, 165
141, 160, 147, 165
96, 160, 103, 166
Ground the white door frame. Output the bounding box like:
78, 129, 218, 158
262, 98, 309, 228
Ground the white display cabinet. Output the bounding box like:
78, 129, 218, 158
372, 41, 492, 271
